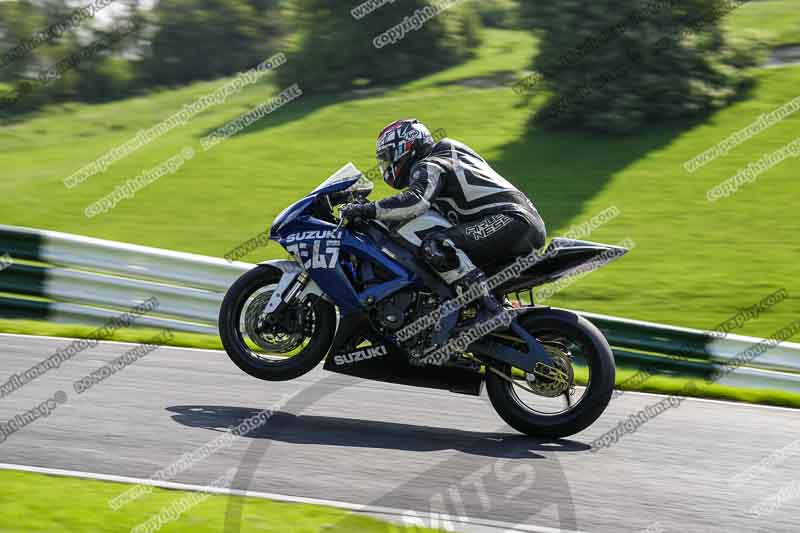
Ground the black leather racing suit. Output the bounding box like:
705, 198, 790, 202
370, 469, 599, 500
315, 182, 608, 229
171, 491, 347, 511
373, 139, 547, 276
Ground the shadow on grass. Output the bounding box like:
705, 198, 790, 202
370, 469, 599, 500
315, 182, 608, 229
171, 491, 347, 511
198, 68, 759, 237
491, 118, 694, 233
167, 405, 590, 458
495, 76, 759, 232
195, 89, 368, 141
198, 86, 702, 236
196, 68, 518, 142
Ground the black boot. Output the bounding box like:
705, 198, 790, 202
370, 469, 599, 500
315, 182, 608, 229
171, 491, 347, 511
454, 268, 502, 313
421, 236, 502, 313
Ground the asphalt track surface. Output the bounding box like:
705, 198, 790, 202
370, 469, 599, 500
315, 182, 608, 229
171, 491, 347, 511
1, 333, 798, 533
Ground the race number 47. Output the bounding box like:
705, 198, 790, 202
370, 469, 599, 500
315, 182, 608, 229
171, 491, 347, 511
286, 239, 340, 269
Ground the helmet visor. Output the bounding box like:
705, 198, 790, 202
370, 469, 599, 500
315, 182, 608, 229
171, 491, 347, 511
377, 146, 394, 179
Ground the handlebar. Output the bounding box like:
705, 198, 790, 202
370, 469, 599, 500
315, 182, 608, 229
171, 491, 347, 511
328, 191, 369, 207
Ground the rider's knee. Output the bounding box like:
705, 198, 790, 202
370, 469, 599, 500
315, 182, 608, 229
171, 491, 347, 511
421, 234, 460, 273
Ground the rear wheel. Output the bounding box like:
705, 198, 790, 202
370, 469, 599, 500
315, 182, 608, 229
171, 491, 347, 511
219, 266, 336, 381
485, 309, 615, 438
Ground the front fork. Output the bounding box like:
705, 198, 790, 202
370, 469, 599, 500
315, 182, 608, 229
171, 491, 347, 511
258, 271, 312, 331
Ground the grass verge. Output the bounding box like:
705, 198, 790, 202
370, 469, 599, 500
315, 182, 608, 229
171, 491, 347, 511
0, 469, 440, 533
613, 366, 800, 408
0, 319, 224, 351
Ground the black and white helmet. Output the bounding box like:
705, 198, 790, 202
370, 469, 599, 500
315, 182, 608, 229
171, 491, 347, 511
376, 119, 435, 190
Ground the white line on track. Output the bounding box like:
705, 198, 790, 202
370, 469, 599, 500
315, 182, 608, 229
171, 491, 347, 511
2, 332, 798, 413
0, 462, 585, 533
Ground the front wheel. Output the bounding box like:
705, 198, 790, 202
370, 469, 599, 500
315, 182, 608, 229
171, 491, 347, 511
485, 309, 615, 438
219, 266, 337, 381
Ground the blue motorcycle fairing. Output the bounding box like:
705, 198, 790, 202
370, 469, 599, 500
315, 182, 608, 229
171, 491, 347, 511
268, 165, 555, 372
271, 170, 419, 315
345, 231, 416, 305
276, 223, 417, 314
270, 169, 368, 239
270, 196, 315, 239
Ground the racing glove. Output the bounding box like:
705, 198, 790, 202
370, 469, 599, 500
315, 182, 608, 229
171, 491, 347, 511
340, 203, 377, 222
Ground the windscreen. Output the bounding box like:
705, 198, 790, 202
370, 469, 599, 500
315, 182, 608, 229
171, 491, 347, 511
311, 163, 373, 195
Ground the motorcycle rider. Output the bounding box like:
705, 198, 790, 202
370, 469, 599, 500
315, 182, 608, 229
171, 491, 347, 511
341, 119, 547, 311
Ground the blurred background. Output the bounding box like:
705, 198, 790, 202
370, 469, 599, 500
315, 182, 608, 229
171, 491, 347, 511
2, 5, 800, 530
1, 0, 798, 339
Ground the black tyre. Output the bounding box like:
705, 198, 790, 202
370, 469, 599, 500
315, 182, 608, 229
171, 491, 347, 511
219, 265, 337, 381
485, 309, 615, 438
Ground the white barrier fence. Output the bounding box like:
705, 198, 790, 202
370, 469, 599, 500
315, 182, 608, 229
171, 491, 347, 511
1, 224, 799, 394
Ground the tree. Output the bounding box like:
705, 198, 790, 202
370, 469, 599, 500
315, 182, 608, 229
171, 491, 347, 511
0, 0, 72, 81
277, 0, 482, 92
475, 0, 521, 29
141, 0, 284, 86
0, 0, 130, 115
520, 0, 764, 133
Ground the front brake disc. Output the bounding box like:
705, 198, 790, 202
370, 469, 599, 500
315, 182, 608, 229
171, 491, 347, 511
243, 291, 305, 353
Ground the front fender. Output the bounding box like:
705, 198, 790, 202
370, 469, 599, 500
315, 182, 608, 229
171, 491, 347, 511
258, 259, 302, 274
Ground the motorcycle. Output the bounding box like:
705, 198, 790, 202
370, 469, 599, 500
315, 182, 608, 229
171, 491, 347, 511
219, 163, 628, 438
